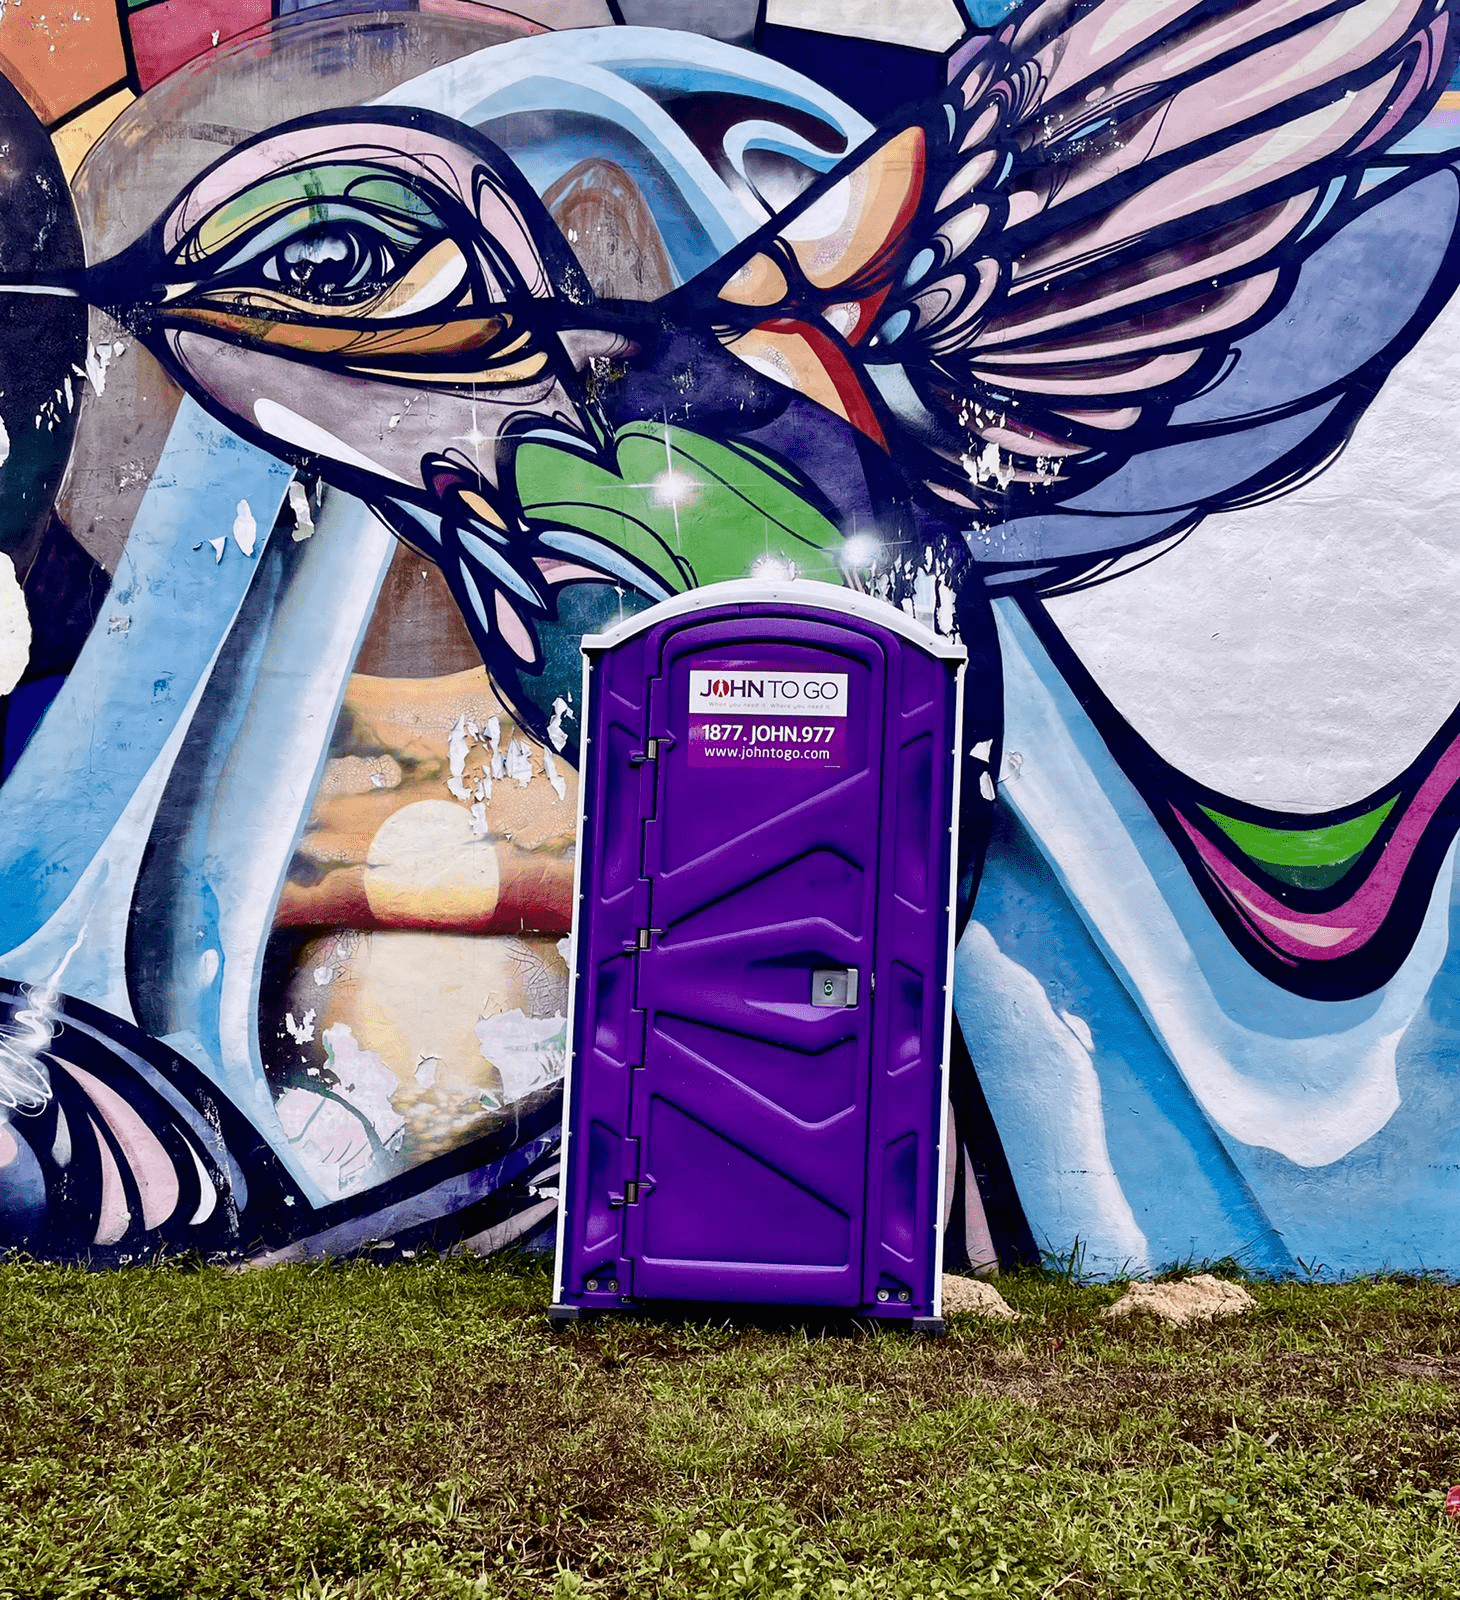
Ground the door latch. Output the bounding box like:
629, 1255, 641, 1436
812, 968, 859, 1007
629, 735, 674, 765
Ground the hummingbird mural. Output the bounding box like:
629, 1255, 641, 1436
4, 0, 1460, 1269
77, 0, 1460, 757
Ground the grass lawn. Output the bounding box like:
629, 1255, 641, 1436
0, 1257, 1457, 1599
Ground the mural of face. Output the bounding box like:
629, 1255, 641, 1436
4, 0, 1460, 1278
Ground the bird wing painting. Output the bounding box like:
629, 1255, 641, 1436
3, 0, 1460, 1275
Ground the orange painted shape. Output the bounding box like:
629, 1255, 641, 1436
163, 304, 514, 365
771, 316, 887, 446
0, 0, 127, 125
718, 252, 790, 308
782, 126, 926, 293
726, 316, 886, 448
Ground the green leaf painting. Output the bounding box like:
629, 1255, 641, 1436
513, 422, 848, 596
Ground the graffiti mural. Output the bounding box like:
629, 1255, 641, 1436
4, 0, 1460, 1274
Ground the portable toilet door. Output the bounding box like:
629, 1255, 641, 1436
550, 581, 966, 1330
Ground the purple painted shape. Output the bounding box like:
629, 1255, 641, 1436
556, 591, 961, 1322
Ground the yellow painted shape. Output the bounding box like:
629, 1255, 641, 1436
363, 350, 548, 384
782, 126, 925, 291
459, 489, 507, 529
371, 239, 468, 319
53, 87, 133, 181
718, 252, 789, 308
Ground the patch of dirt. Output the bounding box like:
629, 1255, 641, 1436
1104, 1274, 1256, 1327
941, 1275, 1019, 1319
1387, 1357, 1458, 1382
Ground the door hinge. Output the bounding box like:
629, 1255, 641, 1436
620, 880, 655, 955
609, 1136, 651, 1206
636, 926, 663, 950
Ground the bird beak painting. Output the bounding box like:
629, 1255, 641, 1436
75, 0, 1460, 756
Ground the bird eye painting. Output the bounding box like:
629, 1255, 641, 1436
6, 0, 1460, 1278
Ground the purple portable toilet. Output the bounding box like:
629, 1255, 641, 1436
550, 581, 966, 1331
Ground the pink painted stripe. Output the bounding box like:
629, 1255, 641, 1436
1173, 722, 1460, 962
1361, 18, 1448, 150
61, 1062, 179, 1231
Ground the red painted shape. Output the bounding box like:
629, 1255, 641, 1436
1445, 1485, 1460, 1518
759, 316, 888, 449
129, 0, 273, 91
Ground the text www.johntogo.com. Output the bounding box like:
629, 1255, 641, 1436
702, 744, 832, 761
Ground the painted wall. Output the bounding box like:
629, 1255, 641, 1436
2, 0, 1459, 1276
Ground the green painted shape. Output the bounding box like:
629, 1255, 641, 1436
1243, 853, 1365, 892
1199, 795, 1397, 868
515, 423, 848, 596
193, 167, 437, 261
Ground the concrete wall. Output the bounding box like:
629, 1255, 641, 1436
2, 0, 1458, 1276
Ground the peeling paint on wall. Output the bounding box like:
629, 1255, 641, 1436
5, 0, 1460, 1274
0, 553, 29, 698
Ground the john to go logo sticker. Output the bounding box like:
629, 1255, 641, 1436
687, 664, 849, 770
